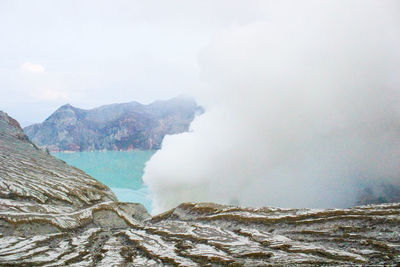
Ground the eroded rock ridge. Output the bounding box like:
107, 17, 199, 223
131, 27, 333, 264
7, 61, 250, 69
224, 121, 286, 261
1, 111, 399, 266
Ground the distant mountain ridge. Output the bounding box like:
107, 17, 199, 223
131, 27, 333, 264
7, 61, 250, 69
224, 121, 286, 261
24, 97, 202, 152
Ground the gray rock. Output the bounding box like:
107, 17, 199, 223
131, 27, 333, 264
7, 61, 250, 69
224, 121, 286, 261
92, 210, 129, 229
1, 111, 399, 266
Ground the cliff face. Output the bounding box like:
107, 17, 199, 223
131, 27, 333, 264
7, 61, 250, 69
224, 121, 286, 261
23, 97, 201, 152
1, 111, 399, 266
0, 111, 117, 207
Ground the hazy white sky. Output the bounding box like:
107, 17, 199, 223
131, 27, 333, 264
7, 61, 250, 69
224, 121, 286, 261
0, 0, 265, 125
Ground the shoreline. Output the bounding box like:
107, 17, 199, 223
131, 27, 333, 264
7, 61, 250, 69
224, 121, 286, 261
51, 149, 158, 153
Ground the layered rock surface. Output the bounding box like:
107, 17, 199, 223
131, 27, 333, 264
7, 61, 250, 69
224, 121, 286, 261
1, 111, 399, 266
23, 97, 201, 151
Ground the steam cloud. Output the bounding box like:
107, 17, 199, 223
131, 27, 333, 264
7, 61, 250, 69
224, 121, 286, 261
143, 1, 400, 214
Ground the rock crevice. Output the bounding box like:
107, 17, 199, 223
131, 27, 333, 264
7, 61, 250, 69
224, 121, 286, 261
1, 111, 399, 266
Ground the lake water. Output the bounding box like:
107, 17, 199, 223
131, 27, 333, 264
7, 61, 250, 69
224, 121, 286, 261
53, 150, 156, 212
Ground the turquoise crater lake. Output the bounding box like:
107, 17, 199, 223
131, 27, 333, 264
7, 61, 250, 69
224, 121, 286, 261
53, 150, 156, 212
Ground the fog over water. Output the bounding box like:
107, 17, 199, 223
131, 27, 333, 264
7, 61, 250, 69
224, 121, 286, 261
143, 1, 400, 214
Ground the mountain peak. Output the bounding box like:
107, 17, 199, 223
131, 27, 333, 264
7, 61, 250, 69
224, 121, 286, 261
23, 97, 201, 152
58, 103, 75, 110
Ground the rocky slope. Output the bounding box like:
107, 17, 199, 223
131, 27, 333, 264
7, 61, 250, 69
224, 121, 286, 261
1, 111, 399, 266
23, 97, 201, 152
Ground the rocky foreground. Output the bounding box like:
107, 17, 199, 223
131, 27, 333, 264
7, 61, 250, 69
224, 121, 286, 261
1, 111, 399, 266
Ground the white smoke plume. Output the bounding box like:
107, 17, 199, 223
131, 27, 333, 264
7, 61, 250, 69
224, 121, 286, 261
143, 1, 400, 214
